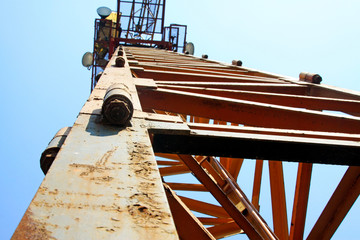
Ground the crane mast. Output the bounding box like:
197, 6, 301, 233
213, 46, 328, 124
12, 1, 360, 239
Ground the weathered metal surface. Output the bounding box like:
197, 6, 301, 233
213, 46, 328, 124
12, 48, 179, 240
16, 44, 360, 240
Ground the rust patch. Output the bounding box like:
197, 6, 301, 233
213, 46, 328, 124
48, 189, 58, 195
12, 209, 56, 240
70, 147, 118, 178
127, 203, 169, 227
69, 163, 111, 176
127, 193, 172, 227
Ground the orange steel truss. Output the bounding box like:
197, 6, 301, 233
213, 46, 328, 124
13, 46, 360, 239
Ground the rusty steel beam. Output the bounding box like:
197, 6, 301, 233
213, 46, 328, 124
17, 44, 360, 240
307, 166, 360, 240
12, 47, 178, 240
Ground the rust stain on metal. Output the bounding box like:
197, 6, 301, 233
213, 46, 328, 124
127, 141, 158, 180
96, 147, 118, 166
127, 193, 172, 227
12, 210, 56, 240
69, 147, 118, 177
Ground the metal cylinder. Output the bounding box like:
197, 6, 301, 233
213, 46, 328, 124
299, 72, 322, 84
40, 127, 71, 174
115, 56, 125, 67
232, 60, 242, 66
102, 84, 134, 126
202, 54, 208, 59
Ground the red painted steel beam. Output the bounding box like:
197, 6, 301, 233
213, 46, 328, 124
134, 65, 284, 83
309, 84, 360, 101
139, 88, 360, 134
133, 68, 285, 83
156, 82, 309, 95
268, 161, 289, 240
164, 184, 216, 240
178, 196, 230, 218
290, 163, 312, 240
307, 166, 360, 240
178, 155, 277, 240
207, 222, 243, 239
252, 160, 264, 211
187, 122, 360, 142
157, 85, 360, 116
198, 217, 234, 225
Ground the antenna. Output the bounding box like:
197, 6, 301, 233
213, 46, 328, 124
97, 6, 112, 19
81, 52, 93, 69
185, 42, 195, 55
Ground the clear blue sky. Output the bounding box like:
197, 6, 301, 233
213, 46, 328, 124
1, 0, 359, 239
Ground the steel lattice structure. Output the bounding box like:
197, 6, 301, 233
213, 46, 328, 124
13, 46, 360, 240
12, 0, 360, 239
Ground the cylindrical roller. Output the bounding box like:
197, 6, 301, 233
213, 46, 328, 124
299, 72, 322, 84
40, 127, 71, 174
115, 56, 125, 67
232, 60, 242, 66
102, 83, 133, 126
